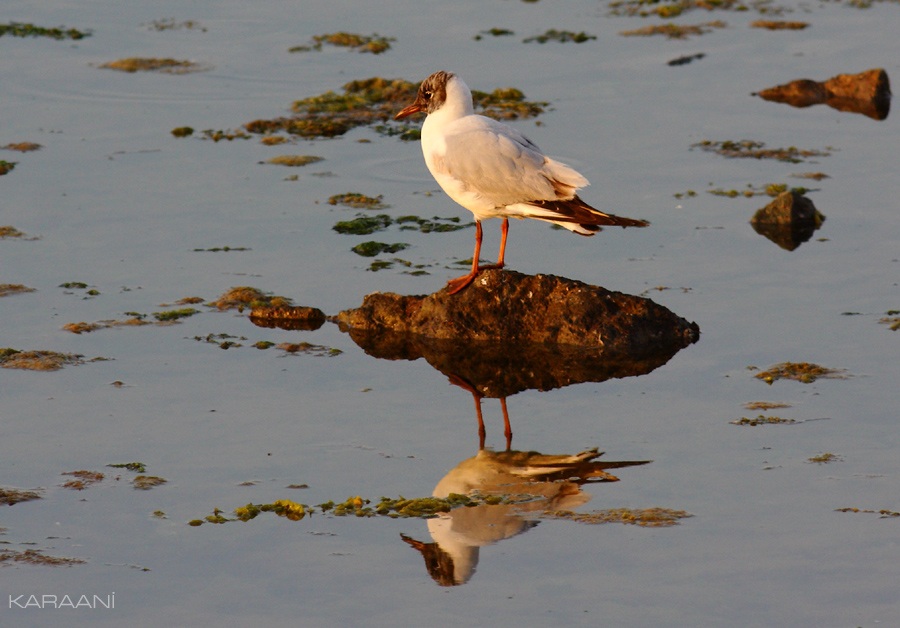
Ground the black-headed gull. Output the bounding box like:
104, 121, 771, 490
396, 70, 649, 294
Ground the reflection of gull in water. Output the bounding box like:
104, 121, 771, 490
402, 447, 650, 585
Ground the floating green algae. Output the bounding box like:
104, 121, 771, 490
3, 142, 41, 152
333, 213, 393, 235
751, 20, 809, 29
836, 507, 900, 518
753, 362, 846, 384
743, 401, 792, 410
208, 286, 293, 311
606, 0, 780, 18
0, 348, 84, 371
0, 284, 35, 297
692, 140, 831, 163
879, 311, 900, 331
192, 246, 250, 252
523, 29, 597, 44
328, 192, 387, 209
707, 183, 811, 198
332, 213, 471, 236
243, 76, 548, 141
0, 161, 16, 175
266, 155, 324, 167
61, 470, 105, 490
133, 475, 167, 490
620, 21, 728, 39
351, 241, 410, 257
152, 307, 200, 322
145, 18, 206, 32
199, 129, 251, 141
396, 215, 471, 233
474, 28, 515, 40
807, 452, 842, 464
107, 462, 147, 473
0, 226, 27, 238
290, 32, 395, 54
730, 415, 796, 426
0, 22, 91, 40
543, 507, 693, 527
0, 549, 86, 567
1, 487, 43, 505
190, 491, 693, 530
275, 342, 342, 357
100, 58, 210, 74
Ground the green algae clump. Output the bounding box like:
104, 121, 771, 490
730, 415, 796, 426
692, 140, 831, 163
328, 192, 387, 209
0, 284, 36, 297
0, 22, 90, 40
0, 348, 84, 371
544, 507, 693, 527
351, 241, 409, 257
754, 362, 846, 384
0, 549, 86, 567
523, 29, 597, 44
244, 76, 548, 141
152, 307, 199, 322
1, 487, 43, 505
107, 462, 147, 473
266, 155, 324, 167
333, 214, 393, 235
133, 475, 167, 490
291, 32, 395, 54
208, 286, 293, 311
100, 58, 210, 74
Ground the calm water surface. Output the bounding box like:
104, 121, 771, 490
2, 0, 899, 626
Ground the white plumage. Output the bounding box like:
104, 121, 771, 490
396, 71, 648, 293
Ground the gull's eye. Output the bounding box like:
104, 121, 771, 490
423, 90, 432, 100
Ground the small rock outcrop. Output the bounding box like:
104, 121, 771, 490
750, 191, 826, 250
335, 270, 699, 396
755, 68, 891, 120
336, 269, 698, 354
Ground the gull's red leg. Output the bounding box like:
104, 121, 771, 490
446, 220, 484, 294
500, 397, 512, 450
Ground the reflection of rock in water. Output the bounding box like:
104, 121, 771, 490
402, 448, 650, 585
750, 191, 826, 251
755, 68, 891, 120
337, 269, 699, 397
248, 305, 326, 331
345, 328, 689, 399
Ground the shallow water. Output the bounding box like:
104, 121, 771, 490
2, 1, 899, 626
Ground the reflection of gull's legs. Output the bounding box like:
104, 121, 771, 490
447, 373, 513, 450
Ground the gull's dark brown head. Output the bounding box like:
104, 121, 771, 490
395, 70, 454, 120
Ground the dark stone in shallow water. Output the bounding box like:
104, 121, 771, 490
335, 269, 699, 396
750, 191, 825, 251
755, 68, 891, 120
337, 269, 698, 352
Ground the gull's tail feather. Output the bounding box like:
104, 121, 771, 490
522, 195, 650, 235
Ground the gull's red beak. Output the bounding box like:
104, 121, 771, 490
394, 102, 424, 120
